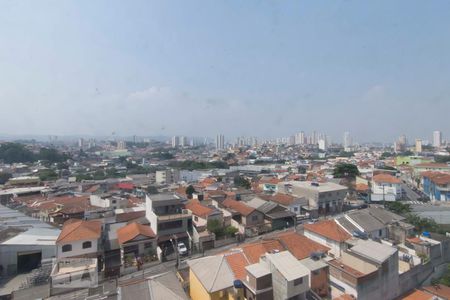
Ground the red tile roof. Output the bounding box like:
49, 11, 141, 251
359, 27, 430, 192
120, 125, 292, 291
416, 163, 450, 168
373, 174, 401, 184
57, 219, 101, 244
260, 193, 296, 206
117, 222, 155, 245
304, 220, 351, 242
400, 289, 434, 300
222, 199, 255, 216
423, 285, 450, 299
185, 200, 214, 218
116, 182, 135, 190
276, 231, 330, 260
224, 252, 250, 280
241, 240, 285, 264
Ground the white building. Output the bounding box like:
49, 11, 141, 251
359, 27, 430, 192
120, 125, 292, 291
56, 220, 101, 259
318, 139, 327, 151
433, 130, 442, 148
371, 174, 402, 201
171, 136, 180, 148
155, 169, 180, 185
216, 134, 225, 150
343, 131, 352, 150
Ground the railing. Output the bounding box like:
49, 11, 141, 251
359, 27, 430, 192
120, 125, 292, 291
157, 211, 191, 221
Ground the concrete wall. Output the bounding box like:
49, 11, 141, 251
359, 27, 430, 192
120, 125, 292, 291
57, 239, 98, 259
304, 230, 345, 257
0, 244, 56, 276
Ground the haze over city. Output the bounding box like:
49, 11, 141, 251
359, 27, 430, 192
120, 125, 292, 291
1, 0, 450, 142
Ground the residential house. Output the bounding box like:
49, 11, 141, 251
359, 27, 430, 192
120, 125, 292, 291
328, 240, 399, 300
119, 271, 188, 300
145, 193, 192, 250
221, 198, 265, 236
279, 181, 348, 217
303, 220, 351, 258
421, 171, 450, 201
246, 197, 296, 230
116, 222, 157, 271
260, 193, 308, 217
56, 219, 102, 262
371, 174, 403, 202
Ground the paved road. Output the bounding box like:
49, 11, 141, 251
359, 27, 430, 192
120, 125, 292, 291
401, 183, 422, 202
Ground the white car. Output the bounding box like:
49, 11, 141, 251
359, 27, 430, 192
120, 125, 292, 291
177, 242, 188, 256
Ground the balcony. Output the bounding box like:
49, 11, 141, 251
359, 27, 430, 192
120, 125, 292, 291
157, 210, 191, 221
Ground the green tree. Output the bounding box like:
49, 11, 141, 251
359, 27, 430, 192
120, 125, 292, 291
234, 176, 251, 189
224, 226, 238, 237
37, 169, 58, 181
385, 202, 411, 215
0, 172, 12, 184
185, 185, 196, 198
147, 186, 159, 194
333, 163, 360, 179
207, 219, 224, 238
0, 143, 35, 163
406, 213, 439, 233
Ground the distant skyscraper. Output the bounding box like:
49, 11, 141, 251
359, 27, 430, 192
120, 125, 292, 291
171, 136, 180, 148
399, 134, 407, 146
318, 139, 327, 151
180, 136, 187, 147
343, 132, 352, 149
216, 134, 225, 150
433, 131, 442, 148
78, 138, 84, 148
117, 140, 126, 150
415, 139, 422, 153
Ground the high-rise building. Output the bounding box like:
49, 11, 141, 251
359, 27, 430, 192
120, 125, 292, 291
343, 132, 352, 149
78, 138, 84, 148
415, 139, 422, 153
171, 136, 180, 148
117, 140, 127, 150
216, 134, 225, 150
399, 135, 407, 146
318, 139, 327, 151
433, 131, 442, 148
180, 136, 187, 147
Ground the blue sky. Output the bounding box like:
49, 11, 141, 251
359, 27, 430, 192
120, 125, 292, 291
0, 0, 449, 143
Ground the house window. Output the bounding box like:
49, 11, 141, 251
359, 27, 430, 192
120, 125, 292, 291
144, 242, 152, 249
62, 244, 72, 252
294, 277, 303, 286
82, 241, 92, 249
194, 216, 198, 221
112, 200, 117, 204
252, 215, 258, 221
293, 207, 298, 212
379, 229, 382, 236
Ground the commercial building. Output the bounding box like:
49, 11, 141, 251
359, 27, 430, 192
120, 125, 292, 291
280, 181, 348, 217
433, 130, 442, 148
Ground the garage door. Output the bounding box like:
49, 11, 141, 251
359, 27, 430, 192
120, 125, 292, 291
17, 251, 42, 273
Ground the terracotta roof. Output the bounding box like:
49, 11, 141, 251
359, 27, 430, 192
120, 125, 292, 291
373, 174, 401, 184
241, 240, 285, 264
117, 222, 155, 245
222, 199, 255, 216
401, 289, 434, 300
260, 193, 296, 206
355, 183, 369, 192
185, 200, 214, 218
116, 182, 134, 190
304, 220, 351, 242
259, 177, 281, 185
275, 231, 330, 260
116, 210, 146, 222
421, 171, 450, 185
224, 252, 250, 280
57, 219, 101, 244
423, 284, 450, 299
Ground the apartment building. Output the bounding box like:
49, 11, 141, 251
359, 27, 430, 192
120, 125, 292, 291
328, 240, 399, 299
371, 174, 402, 201
155, 169, 180, 185
145, 193, 192, 247
279, 181, 348, 217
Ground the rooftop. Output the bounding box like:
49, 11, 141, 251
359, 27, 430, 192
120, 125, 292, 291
265, 251, 309, 281
1, 227, 60, 245
56, 219, 102, 244
349, 240, 397, 264
284, 181, 348, 193
117, 222, 155, 245
304, 220, 351, 242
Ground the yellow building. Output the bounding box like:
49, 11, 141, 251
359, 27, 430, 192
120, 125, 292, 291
188, 255, 243, 300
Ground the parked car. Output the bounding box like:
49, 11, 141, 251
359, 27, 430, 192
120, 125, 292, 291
177, 242, 188, 256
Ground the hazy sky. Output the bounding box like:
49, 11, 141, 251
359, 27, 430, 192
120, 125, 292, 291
1, 1, 449, 143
